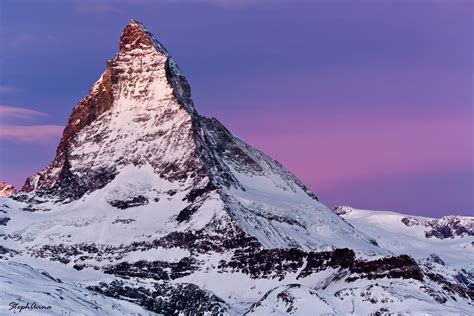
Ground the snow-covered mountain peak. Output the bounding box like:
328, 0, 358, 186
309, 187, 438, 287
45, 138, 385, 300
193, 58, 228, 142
0, 181, 15, 197
116, 18, 196, 115
11, 20, 383, 254
120, 19, 168, 55
21, 20, 197, 200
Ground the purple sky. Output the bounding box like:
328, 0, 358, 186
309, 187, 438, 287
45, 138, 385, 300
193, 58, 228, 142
0, 0, 472, 216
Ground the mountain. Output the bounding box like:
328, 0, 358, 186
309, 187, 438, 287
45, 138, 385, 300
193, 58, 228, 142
15, 19, 378, 253
1, 20, 473, 315
0, 182, 15, 197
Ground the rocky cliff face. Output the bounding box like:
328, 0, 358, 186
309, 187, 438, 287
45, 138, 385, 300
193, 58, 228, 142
2, 20, 472, 315
0, 182, 15, 197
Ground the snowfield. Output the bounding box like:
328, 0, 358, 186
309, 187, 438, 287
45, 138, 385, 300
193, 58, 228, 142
336, 206, 473, 269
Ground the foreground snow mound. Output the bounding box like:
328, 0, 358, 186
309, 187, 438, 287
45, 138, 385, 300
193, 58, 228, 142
0, 261, 154, 315
246, 284, 335, 315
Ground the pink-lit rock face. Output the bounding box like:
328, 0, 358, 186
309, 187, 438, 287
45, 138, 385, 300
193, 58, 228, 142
21, 19, 199, 200
0, 181, 16, 197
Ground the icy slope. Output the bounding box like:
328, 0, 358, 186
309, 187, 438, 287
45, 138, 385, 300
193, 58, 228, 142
334, 206, 474, 268
2, 165, 230, 249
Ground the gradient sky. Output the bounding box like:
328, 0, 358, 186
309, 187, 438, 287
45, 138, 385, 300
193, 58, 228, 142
0, 0, 472, 216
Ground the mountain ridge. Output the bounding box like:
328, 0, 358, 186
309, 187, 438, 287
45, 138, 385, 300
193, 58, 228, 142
334, 206, 474, 268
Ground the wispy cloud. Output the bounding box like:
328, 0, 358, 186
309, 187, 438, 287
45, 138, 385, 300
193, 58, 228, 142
0, 106, 61, 143
185, 0, 283, 7
0, 124, 63, 143
13, 33, 35, 45
0, 86, 15, 93
0, 106, 47, 120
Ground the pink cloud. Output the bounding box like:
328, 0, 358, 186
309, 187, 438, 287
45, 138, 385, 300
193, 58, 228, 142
0, 106, 61, 143
13, 33, 35, 45
0, 106, 47, 120
0, 125, 63, 143
0, 86, 15, 93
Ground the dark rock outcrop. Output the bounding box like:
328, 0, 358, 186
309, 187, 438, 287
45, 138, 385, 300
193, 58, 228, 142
348, 255, 424, 282
424, 216, 473, 239
0, 181, 16, 197
89, 280, 230, 315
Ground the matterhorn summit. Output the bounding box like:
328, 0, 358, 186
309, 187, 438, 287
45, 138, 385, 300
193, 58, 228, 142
1, 20, 472, 315
22, 19, 199, 200
16, 19, 377, 252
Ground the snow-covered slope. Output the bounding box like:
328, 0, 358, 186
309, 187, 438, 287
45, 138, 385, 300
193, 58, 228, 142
1, 20, 472, 315
334, 206, 474, 268
0, 261, 155, 315
246, 284, 336, 315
